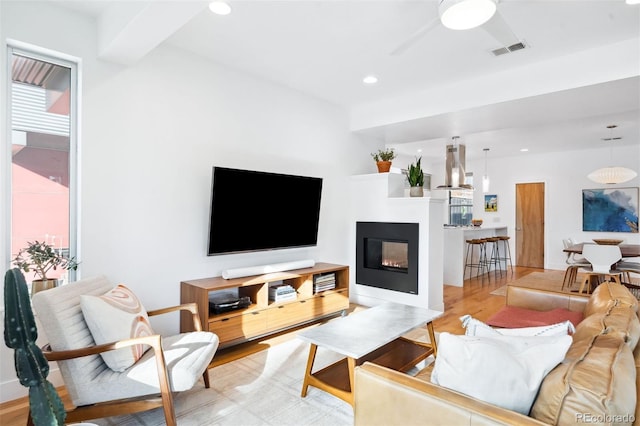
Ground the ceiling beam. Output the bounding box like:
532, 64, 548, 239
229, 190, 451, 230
97, 1, 209, 65
350, 38, 640, 133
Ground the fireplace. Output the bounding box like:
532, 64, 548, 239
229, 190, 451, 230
356, 222, 419, 294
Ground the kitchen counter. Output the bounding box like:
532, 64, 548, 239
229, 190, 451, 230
443, 226, 509, 287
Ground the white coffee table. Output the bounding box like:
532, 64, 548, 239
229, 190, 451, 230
298, 302, 443, 406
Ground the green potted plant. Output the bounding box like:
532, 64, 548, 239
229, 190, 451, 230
12, 241, 79, 296
4, 268, 66, 425
406, 156, 425, 197
371, 148, 396, 173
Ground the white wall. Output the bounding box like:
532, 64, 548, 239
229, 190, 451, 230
426, 145, 640, 271
348, 173, 445, 312
0, 1, 379, 402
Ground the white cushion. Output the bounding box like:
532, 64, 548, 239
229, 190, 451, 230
460, 314, 575, 337
80, 284, 155, 372
431, 332, 572, 415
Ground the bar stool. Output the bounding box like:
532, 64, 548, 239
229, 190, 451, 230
464, 239, 489, 284
496, 235, 514, 276
484, 237, 502, 279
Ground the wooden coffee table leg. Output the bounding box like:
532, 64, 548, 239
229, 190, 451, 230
426, 321, 437, 358
347, 357, 356, 406
301, 343, 318, 397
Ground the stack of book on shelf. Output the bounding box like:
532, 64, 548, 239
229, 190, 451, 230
314, 272, 336, 293
269, 284, 297, 303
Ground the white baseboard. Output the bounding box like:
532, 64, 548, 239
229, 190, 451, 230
0, 368, 63, 403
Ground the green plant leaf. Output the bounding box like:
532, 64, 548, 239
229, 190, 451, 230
406, 156, 425, 187
11, 241, 79, 280
371, 148, 396, 162
29, 381, 66, 425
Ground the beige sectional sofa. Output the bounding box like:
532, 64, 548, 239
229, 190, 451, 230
354, 282, 639, 425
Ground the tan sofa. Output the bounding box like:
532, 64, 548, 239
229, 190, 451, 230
354, 282, 639, 426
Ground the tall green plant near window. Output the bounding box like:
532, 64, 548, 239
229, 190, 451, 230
4, 268, 66, 425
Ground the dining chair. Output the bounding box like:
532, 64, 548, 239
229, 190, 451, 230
617, 258, 640, 287
578, 244, 623, 294
561, 238, 591, 291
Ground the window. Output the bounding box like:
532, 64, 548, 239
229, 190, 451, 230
449, 173, 474, 225
7, 45, 79, 285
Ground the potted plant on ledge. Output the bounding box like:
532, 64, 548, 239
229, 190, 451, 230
371, 148, 396, 173
406, 157, 425, 197
12, 241, 79, 297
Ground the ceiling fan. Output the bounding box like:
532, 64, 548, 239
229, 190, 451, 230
390, 0, 523, 56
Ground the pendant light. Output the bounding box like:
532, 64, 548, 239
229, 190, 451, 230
482, 148, 490, 193
588, 125, 637, 184
451, 136, 461, 186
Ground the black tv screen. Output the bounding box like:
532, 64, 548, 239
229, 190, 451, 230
207, 167, 323, 255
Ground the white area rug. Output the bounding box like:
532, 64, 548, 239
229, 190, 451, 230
91, 338, 353, 425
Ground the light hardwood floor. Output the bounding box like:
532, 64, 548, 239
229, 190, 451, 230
0, 265, 543, 426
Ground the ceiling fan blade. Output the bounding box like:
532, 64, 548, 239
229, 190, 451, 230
481, 10, 520, 48
390, 16, 441, 56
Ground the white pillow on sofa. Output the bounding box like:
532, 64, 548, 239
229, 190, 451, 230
431, 332, 572, 415
460, 314, 575, 337
80, 284, 155, 372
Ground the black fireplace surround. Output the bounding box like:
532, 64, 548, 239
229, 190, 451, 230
356, 221, 419, 294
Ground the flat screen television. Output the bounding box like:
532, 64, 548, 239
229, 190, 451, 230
207, 167, 323, 255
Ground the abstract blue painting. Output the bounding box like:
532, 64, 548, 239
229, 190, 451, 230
582, 187, 639, 233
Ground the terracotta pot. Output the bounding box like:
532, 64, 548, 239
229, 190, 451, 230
376, 161, 392, 173
31, 278, 59, 297
409, 186, 424, 197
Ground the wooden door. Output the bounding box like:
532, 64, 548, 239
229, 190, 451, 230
515, 182, 545, 268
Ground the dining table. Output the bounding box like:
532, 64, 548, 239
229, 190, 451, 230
563, 243, 640, 258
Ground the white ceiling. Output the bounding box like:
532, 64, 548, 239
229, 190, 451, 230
50, 0, 640, 161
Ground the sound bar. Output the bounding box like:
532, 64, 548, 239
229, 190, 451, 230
222, 259, 316, 279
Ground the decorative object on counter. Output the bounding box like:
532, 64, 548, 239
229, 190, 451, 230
406, 156, 425, 197
371, 148, 396, 173
587, 125, 637, 184
482, 148, 490, 193
582, 187, 638, 233
484, 194, 498, 212
4, 268, 67, 425
471, 219, 483, 227
12, 240, 80, 296
593, 239, 624, 246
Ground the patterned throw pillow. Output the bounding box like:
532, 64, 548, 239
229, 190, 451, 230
80, 284, 155, 372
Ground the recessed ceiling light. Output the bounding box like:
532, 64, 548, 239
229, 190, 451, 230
626, 0, 640, 5
363, 75, 378, 85
209, 1, 231, 15
417, 149, 423, 153
520, 148, 529, 152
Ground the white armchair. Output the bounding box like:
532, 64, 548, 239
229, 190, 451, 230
32, 275, 219, 425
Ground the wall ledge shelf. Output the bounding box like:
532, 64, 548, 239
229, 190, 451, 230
351, 172, 438, 200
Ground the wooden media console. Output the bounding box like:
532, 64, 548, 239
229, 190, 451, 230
180, 263, 349, 348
